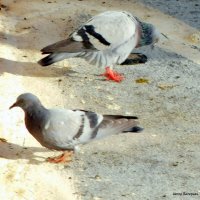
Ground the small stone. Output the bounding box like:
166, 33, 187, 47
81, 99, 85, 104
107, 103, 121, 110
106, 95, 114, 100
157, 83, 176, 90
95, 175, 101, 180
171, 162, 178, 166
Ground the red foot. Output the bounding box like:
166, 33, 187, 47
101, 67, 124, 82
46, 151, 74, 163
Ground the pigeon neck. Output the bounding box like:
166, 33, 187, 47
137, 21, 154, 47
25, 103, 47, 116
24, 103, 48, 138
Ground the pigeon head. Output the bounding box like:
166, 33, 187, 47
9, 93, 42, 110
137, 20, 160, 48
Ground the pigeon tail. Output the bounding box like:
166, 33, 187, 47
123, 126, 144, 133
94, 115, 142, 140
38, 52, 80, 66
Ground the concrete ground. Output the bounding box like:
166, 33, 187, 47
0, 0, 200, 199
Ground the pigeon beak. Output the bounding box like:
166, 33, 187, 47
9, 102, 17, 109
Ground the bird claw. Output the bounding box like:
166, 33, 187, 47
101, 67, 124, 82
46, 151, 74, 163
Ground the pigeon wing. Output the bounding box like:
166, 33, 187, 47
41, 109, 85, 149
78, 11, 139, 50
94, 115, 140, 139
41, 11, 139, 54
41, 38, 97, 54
42, 109, 103, 149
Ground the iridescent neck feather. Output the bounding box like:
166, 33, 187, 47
137, 20, 155, 47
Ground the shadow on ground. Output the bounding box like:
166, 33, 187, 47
0, 141, 50, 164
0, 58, 73, 77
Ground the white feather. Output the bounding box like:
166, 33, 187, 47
74, 11, 140, 68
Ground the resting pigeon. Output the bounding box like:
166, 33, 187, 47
10, 93, 143, 163
38, 11, 160, 82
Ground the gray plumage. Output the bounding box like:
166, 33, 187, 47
38, 11, 160, 68
10, 93, 143, 152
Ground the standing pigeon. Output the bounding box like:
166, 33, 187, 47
10, 93, 143, 163
38, 11, 160, 82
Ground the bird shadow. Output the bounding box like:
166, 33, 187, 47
0, 58, 76, 77
121, 53, 148, 65
0, 141, 51, 165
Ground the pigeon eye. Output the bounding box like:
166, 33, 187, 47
18, 99, 24, 105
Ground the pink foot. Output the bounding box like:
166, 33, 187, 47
46, 151, 74, 163
101, 67, 124, 82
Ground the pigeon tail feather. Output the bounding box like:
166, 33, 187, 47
94, 115, 142, 140
123, 126, 144, 133
38, 52, 80, 66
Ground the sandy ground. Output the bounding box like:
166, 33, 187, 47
0, 0, 200, 199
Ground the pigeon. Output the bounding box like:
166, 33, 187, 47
10, 93, 143, 163
38, 10, 160, 82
